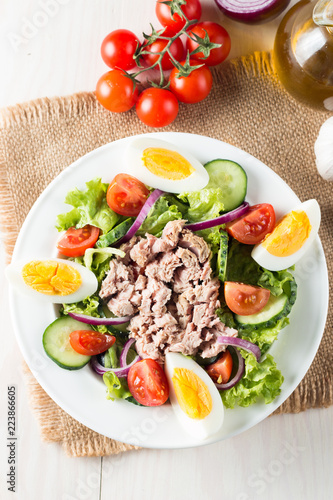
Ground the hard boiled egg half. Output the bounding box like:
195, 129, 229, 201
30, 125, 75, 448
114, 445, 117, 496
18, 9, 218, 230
165, 352, 224, 440
124, 138, 209, 193
5, 258, 98, 303
251, 199, 321, 271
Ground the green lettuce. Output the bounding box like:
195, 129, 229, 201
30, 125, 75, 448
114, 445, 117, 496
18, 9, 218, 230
178, 188, 224, 223
240, 317, 290, 354
137, 196, 183, 236
221, 350, 284, 408
103, 372, 133, 401
227, 240, 296, 298
56, 178, 119, 234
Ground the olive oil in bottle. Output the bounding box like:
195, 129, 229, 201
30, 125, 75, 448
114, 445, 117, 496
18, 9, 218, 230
273, 0, 333, 111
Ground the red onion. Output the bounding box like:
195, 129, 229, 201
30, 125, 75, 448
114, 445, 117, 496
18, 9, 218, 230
120, 338, 136, 368
214, 0, 291, 24
217, 335, 261, 362
116, 189, 164, 245
184, 202, 249, 231
214, 348, 245, 390
90, 352, 141, 378
68, 312, 131, 326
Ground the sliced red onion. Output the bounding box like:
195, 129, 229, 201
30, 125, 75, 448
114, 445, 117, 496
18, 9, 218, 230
217, 335, 261, 362
214, 348, 245, 390
214, 0, 290, 24
184, 202, 249, 231
68, 312, 131, 326
90, 352, 141, 378
120, 338, 136, 368
116, 189, 164, 245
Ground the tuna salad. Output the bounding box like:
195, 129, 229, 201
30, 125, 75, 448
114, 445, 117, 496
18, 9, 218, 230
99, 220, 238, 362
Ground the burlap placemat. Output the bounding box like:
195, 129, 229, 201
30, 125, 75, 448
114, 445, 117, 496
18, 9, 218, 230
1, 52, 332, 457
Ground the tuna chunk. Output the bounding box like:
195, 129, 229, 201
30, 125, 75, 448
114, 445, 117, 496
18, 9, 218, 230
99, 220, 238, 362
179, 229, 211, 263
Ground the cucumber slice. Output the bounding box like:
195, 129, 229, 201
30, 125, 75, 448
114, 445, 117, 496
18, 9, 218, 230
235, 293, 292, 330
43, 316, 93, 370
97, 218, 133, 248
217, 230, 228, 282
204, 159, 247, 212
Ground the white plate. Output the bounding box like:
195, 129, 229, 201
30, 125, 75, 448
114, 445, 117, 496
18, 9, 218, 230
9, 132, 329, 449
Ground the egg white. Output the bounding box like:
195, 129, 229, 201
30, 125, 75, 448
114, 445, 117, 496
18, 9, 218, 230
5, 258, 98, 304
164, 352, 224, 440
251, 199, 321, 271
123, 138, 209, 193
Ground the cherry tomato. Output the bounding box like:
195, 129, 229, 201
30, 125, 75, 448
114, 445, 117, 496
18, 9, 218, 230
69, 331, 115, 356
96, 70, 138, 113
57, 225, 100, 257
106, 173, 150, 217
224, 282, 271, 316
142, 35, 184, 71
206, 350, 233, 384
136, 87, 179, 128
186, 22, 231, 66
156, 0, 202, 36
169, 59, 212, 103
226, 204, 276, 245
127, 359, 169, 406
101, 29, 139, 71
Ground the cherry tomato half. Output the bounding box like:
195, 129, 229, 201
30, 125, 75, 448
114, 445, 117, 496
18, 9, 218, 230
186, 22, 231, 66
69, 330, 115, 356
226, 204, 276, 245
169, 60, 213, 103
101, 29, 139, 71
106, 173, 150, 217
96, 70, 138, 113
206, 349, 233, 384
57, 225, 100, 257
136, 87, 179, 128
156, 0, 202, 36
127, 359, 169, 406
224, 282, 271, 316
142, 35, 184, 71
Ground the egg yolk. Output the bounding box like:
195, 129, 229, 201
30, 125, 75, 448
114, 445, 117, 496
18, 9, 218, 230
142, 147, 194, 180
262, 210, 311, 257
22, 261, 81, 296
172, 368, 212, 420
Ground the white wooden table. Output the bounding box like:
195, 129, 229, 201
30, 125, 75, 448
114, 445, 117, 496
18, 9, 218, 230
1, 1, 332, 499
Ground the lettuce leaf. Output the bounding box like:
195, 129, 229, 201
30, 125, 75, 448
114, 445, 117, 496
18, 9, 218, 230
56, 178, 119, 234
178, 188, 224, 223
227, 240, 296, 297
103, 371, 133, 401
240, 317, 290, 353
137, 196, 183, 236
221, 350, 283, 408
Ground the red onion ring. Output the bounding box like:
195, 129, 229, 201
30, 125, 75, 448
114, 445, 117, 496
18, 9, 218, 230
217, 335, 261, 362
120, 338, 136, 368
68, 312, 131, 326
116, 189, 164, 245
90, 353, 141, 378
184, 202, 249, 231
214, 348, 245, 390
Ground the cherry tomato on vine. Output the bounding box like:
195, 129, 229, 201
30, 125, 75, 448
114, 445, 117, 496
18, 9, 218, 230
142, 35, 184, 71
69, 331, 115, 356
101, 29, 140, 71
186, 22, 231, 66
128, 359, 169, 406
226, 204, 276, 245
106, 173, 150, 217
169, 60, 213, 103
96, 70, 138, 113
57, 225, 100, 257
136, 87, 179, 128
224, 282, 271, 316
155, 0, 202, 36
